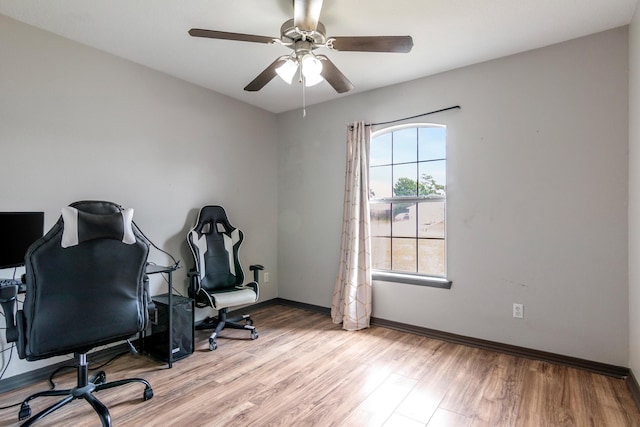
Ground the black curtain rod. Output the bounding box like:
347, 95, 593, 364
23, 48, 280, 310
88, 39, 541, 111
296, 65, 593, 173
349, 105, 461, 129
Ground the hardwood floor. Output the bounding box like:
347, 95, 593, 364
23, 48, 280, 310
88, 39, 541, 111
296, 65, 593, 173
0, 304, 639, 426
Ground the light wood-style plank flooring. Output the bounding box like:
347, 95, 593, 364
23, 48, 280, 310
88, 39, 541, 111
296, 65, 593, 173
0, 304, 638, 426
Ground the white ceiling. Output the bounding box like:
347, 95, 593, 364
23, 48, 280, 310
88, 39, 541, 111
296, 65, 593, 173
0, 0, 638, 113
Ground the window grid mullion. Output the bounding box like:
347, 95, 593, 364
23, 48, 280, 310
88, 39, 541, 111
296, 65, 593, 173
415, 202, 419, 272
416, 131, 420, 197
371, 158, 446, 168
415, 129, 419, 272
390, 128, 394, 270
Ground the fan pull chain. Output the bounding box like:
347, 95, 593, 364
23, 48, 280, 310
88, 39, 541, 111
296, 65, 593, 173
301, 74, 307, 117
302, 83, 307, 117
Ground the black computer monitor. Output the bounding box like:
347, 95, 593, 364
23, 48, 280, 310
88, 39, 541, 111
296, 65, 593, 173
0, 212, 44, 269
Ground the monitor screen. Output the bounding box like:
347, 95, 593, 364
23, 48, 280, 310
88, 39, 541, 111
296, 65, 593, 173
0, 212, 44, 269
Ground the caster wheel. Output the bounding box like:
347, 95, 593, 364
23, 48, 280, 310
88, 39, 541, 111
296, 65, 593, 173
251, 330, 259, 340
245, 319, 253, 326
209, 340, 218, 351
144, 388, 154, 401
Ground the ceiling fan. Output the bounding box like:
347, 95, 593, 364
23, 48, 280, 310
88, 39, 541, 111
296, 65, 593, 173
188, 0, 413, 94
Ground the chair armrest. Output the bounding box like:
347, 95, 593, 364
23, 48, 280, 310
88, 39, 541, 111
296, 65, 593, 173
0, 285, 19, 343
187, 268, 200, 300
16, 310, 26, 359
249, 265, 264, 283
143, 275, 156, 326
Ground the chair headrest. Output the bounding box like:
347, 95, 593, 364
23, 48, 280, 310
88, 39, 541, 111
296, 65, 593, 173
61, 206, 135, 248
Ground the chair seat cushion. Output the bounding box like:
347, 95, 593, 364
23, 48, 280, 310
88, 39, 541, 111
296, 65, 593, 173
210, 287, 257, 310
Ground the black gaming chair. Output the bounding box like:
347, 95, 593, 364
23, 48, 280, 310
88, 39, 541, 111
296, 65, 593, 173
1, 201, 153, 426
187, 206, 263, 351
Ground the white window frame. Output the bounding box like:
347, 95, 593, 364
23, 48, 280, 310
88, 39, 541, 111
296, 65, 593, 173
369, 123, 452, 289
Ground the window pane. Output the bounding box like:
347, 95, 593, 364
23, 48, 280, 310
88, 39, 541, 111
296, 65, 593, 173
418, 239, 445, 276
370, 132, 392, 166
392, 238, 416, 272
372, 237, 390, 270
419, 160, 446, 196
419, 127, 446, 161
371, 203, 391, 237
393, 163, 418, 197
393, 128, 417, 164
370, 165, 392, 198
392, 202, 416, 238
418, 201, 445, 239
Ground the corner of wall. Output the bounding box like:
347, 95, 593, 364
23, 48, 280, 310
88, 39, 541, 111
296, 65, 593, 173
629, 5, 640, 376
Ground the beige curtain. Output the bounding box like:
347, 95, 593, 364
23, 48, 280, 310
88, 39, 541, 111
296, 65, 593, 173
331, 121, 372, 331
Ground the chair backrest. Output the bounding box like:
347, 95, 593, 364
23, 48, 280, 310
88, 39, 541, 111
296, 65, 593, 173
187, 206, 245, 292
19, 200, 149, 361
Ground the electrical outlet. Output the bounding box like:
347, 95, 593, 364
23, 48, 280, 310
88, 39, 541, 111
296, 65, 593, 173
513, 303, 524, 319
264, 272, 269, 283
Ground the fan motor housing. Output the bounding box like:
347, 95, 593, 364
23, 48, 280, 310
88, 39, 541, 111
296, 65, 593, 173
280, 19, 326, 45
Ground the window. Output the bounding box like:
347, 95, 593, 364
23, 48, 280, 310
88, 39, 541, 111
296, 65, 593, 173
369, 124, 450, 287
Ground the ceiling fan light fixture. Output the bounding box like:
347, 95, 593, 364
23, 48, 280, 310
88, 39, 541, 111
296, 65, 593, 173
301, 53, 323, 87
191, 1, 413, 98
276, 58, 299, 84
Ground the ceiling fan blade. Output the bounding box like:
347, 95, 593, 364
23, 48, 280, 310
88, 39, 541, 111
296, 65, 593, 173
189, 28, 275, 44
329, 36, 413, 53
317, 55, 353, 94
294, 0, 323, 32
244, 57, 289, 92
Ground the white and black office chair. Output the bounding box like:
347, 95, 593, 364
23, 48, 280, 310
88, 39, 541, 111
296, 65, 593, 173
187, 205, 263, 351
2, 200, 153, 426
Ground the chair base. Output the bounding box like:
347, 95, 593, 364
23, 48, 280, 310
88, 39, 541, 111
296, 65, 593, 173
196, 307, 258, 350
18, 353, 153, 427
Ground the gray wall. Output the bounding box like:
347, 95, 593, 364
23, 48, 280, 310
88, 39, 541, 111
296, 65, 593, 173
0, 15, 279, 378
629, 8, 640, 377
278, 27, 629, 366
